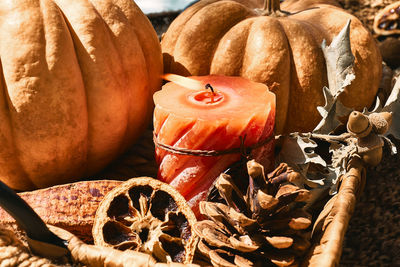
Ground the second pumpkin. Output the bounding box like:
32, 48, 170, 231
161, 0, 382, 134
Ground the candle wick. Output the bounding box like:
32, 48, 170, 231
205, 83, 216, 103
205, 83, 215, 95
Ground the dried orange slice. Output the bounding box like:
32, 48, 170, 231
92, 177, 198, 264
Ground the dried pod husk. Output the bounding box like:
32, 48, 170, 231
196, 161, 313, 266
373, 1, 400, 36
0, 180, 122, 243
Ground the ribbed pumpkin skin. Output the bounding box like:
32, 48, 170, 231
0, 0, 162, 190
161, 0, 382, 134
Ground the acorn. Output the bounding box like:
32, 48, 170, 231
346, 111, 390, 166
347, 111, 372, 138
369, 112, 393, 135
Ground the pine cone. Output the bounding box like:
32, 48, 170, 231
193, 160, 312, 267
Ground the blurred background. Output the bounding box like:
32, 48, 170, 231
135, 0, 195, 13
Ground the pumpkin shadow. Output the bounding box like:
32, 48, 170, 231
162, 53, 191, 77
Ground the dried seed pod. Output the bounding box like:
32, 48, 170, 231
92, 177, 198, 264
373, 1, 400, 36
0, 180, 122, 243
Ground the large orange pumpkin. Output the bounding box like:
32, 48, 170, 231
0, 0, 162, 190
161, 0, 382, 134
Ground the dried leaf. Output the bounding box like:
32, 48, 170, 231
382, 135, 397, 155
382, 77, 400, 139
276, 133, 333, 207
321, 19, 355, 96
314, 20, 355, 134
276, 132, 345, 204
328, 139, 358, 193
314, 87, 353, 134
363, 74, 400, 144
326, 167, 342, 195
278, 133, 326, 167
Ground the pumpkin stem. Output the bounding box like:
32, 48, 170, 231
261, 0, 288, 16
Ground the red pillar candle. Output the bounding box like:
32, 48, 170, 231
153, 74, 275, 216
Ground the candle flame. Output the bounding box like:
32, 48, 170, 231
162, 74, 204, 91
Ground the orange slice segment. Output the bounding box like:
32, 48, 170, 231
92, 177, 198, 264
